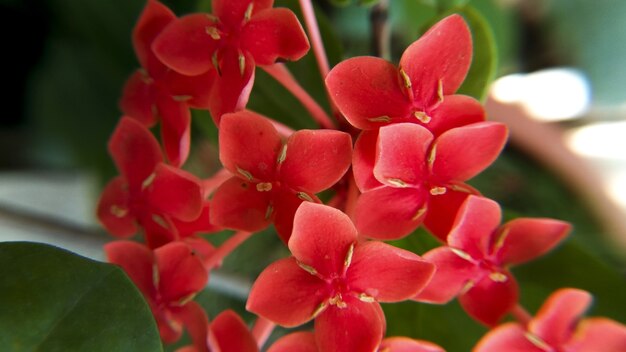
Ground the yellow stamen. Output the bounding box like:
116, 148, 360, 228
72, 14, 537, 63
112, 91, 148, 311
205, 26, 221, 40
256, 182, 272, 192
430, 186, 446, 195
110, 205, 128, 218
297, 261, 318, 276
414, 111, 431, 124
277, 144, 287, 164
489, 272, 508, 283
387, 178, 408, 188
344, 243, 355, 269
399, 68, 412, 89
141, 173, 156, 190
367, 116, 391, 123
236, 166, 253, 181
297, 192, 314, 202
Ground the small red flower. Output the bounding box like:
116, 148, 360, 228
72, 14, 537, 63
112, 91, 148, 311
210, 111, 352, 242
105, 240, 209, 343
353, 122, 508, 240
152, 0, 310, 123
97, 117, 203, 248
475, 288, 626, 352
247, 203, 435, 352
415, 195, 571, 326
177, 309, 258, 352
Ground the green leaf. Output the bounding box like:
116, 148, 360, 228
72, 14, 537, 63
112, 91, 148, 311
0, 242, 162, 352
456, 5, 497, 101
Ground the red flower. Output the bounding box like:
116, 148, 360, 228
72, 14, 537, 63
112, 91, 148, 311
105, 240, 209, 343
415, 195, 571, 326
247, 203, 435, 352
120, 0, 216, 166
475, 288, 626, 351
152, 0, 310, 123
97, 117, 203, 248
177, 309, 259, 352
353, 122, 507, 240
210, 111, 352, 242
269, 332, 444, 352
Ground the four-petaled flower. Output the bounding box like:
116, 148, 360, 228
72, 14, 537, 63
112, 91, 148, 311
247, 202, 435, 352
152, 0, 310, 123
475, 288, 626, 351
415, 195, 571, 326
210, 111, 352, 242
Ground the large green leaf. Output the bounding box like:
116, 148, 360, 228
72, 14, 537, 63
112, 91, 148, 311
0, 242, 162, 352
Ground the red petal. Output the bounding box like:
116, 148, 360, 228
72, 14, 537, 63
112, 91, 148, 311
566, 317, 626, 352
474, 323, 542, 352
152, 14, 219, 76
423, 186, 475, 242
427, 95, 485, 137
354, 187, 427, 240
175, 301, 210, 352
145, 163, 203, 221
246, 257, 328, 327
119, 70, 158, 126
210, 177, 271, 232
183, 237, 217, 269
97, 177, 137, 238
272, 186, 317, 244
326, 56, 411, 130
415, 247, 478, 304
347, 241, 435, 302
219, 111, 281, 181
104, 240, 155, 298
155, 90, 191, 167
162, 70, 216, 109
314, 297, 385, 352
288, 202, 358, 279
494, 218, 571, 266
108, 116, 163, 190
268, 331, 317, 352
156, 241, 208, 303
379, 337, 445, 352
279, 129, 352, 193
209, 49, 255, 124
241, 8, 309, 65
132, 0, 176, 75
431, 122, 508, 183
375, 123, 432, 187
174, 202, 221, 238
447, 195, 500, 259
529, 288, 592, 346
213, 0, 273, 29
210, 310, 258, 352
459, 272, 519, 326
353, 130, 384, 192
399, 14, 472, 106
142, 214, 179, 249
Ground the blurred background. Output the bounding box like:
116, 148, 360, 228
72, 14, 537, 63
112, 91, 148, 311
1, 0, 625, 349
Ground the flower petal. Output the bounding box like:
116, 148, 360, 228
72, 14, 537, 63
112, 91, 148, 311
353, 130, 384, 192
246, 257, 328, 327
347, 241, 435, 302
104, 240, 155, 298
279, 129, 352, 193
447, 195, 500, 259
399, 14, 472, 106
97, 176, 137, 238
354, 186, 427, 240
156, 241, 209, 303
152, 14, 219, 76
209, 50, 255, 124
566, 317, 626, 352
155, 90, 191, 167
132, 0, 175, 75
423, 186, 475, 242
315, 297, 385, 352
375, 123, 432, 187
326, 56, 411, 130
108, 116, 163, 190
268, 331, 317, 352
288, 202, 358, 278
427, 94, 485, 137
210, 177, 272, 232
145, 163, 203, 221
430, 122, 508, 183
241, 8, 309, 65
459, 272, 519, 326
119, 70, 158, 126
142, 214, 179, 249
162, 70, 216, 109
210, 310, 258, 352
272, 187, 318, 244
213, 0, 273, 29
174, 301, 210, 352
174, 202, 221, 238
529, 288, 592, 346
474, 323, 542, 352
379, 337, 445, 352
414, 247, 478, 304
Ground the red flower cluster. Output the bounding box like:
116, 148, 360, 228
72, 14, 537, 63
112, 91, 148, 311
95, 1, 626, 351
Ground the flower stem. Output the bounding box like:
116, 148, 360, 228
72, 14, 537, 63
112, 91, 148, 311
251, 316, 276, 348
261, 64, 335, 129
205, 231, 254, 270
511, 303, 532, 326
